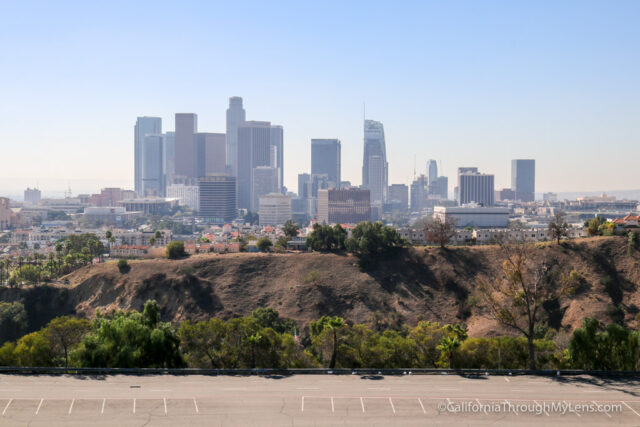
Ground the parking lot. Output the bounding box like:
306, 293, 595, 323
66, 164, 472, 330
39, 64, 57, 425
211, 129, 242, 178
1, 374, 639, 425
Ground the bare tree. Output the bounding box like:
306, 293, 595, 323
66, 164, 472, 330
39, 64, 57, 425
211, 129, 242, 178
478, 236, 564, 370
422, 214, 458, 248
548, 211, 569, 244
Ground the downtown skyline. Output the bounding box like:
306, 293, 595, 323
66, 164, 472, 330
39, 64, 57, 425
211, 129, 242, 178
2, 1, 639, 196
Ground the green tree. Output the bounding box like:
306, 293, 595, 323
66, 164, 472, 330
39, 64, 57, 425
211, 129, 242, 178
178, 319, 228, 368
251, 307, 297, 334
311, 316, 344, 369
569, 318, 640, 371
0, 302, 28, 344
13, 264, 40, 285
548, 211, 570, 244
256, 237, 273, 252
166, 241, 187, 259
306, 223, 347, 252
282, 220, 300, 240
117, 258, 130, 273
45, 316, 91, 367
14, 331, 54, 367
344, 221, 406, 269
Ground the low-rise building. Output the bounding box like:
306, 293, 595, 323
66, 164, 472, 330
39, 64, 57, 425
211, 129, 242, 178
259, 193, 291, 226
434, 205, 510, 228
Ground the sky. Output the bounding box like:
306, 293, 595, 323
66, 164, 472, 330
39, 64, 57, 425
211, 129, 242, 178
1, 0, 639, 198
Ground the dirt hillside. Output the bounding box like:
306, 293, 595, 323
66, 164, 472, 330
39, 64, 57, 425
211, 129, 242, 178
2, 236, 639, 337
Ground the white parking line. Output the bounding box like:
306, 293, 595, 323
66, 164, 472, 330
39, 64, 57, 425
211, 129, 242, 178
476, 399, 487, 415
68, 399, 75, 415
35, 398, 43, 415
301, 396, 304, 412
101, 398, 105, 414
623, 402, 640, 417
164, 397, 167, 415
504, 377, 510, 382
504, 399, 517, 416
193, 398, 199, 414
133, 398, 136, 414
592, 401, 611, 418
389, 397, 395, 414
2, 399, 13, 416
533, 400, 549, 416
296, 387, 319, 390
360, 397, 365, 413
564, 401, 580, 417
418, 398, 426, 414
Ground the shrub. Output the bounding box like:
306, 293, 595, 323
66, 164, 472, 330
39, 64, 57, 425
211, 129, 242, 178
117, 259, 130, 274
256, 237, 273, 252
166, 241, 187, 259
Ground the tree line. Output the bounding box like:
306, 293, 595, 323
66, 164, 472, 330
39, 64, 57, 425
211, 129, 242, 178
1, 301, 638, 371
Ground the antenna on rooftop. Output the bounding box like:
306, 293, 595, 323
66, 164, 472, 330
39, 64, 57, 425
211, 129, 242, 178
413, 155, 417, 179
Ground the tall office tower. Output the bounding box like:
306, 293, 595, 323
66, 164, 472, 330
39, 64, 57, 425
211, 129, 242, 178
134, 117, 162, 194
226, 97, 246, 177
317, 188, 371, 224
270, 125, 284, 191
362, 120, 388, 203
24, 188, 41, 205
198, 175, 237, 224
511, 159, 536, 202
175, 113, 198, 178
427, 159, 438, 184
458, 172, 495, 206
259, 193, 292, 226
410, 175, 428, 212
141, 134, 165, 196
367, 155, 385, 206
251, 166, 279, 212
298, 173, 311, 199
195, 133, 226, 178
388, 184, 409, 212
456, 167, 479, 203
311, 139, 341, 188
237, 121, 272, 210
163, 132, 175, 181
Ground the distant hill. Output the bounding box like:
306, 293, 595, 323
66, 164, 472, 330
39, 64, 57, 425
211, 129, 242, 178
1, 236, 639, 338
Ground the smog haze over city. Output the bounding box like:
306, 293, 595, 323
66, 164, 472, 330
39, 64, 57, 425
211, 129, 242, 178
1, 0, 639, 198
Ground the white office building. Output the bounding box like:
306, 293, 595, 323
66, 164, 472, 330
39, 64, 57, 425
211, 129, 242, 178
259, 193, 292, 226
166, 184, 199, 211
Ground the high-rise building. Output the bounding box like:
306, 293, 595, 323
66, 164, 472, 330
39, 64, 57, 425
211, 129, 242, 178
410, 175, 428, 212
318, 188, 371, 224
362, 120, 388, 204
134, 117, 162, 194
459, 171, 495, 206
163, 131, 175, 181
428, 176, 448, 200
198, 175, 236, 224
166, 184, 199, 211
24, 188, 41, 205
311, 139, 341, 188
252, 166, 279, 212
427, 159, 438, 184
298, 173, 311, 199
259, 193, 292, 226
456, 167, 479, 204
270, 125, 284, 191
511, 159, 535, 202
141, 134, 164, 196
388, 184, 409, 212
226, 97, 246, 177
175, 113, 198, 178
237, 121, 272, 210
195, 133, 226, 178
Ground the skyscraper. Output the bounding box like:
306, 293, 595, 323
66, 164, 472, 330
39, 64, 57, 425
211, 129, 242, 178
175, 113, 198, 178
311, 139, 341, 188
134, 117, 162, 194
388, 184, 409, 212
226, 97, 246, 177
198, 175, 237, 224
237, 121, 272, 210
270, 125, 284, 191
362, 120, 389, 205
141, 134, 164, 196
459, 172, 495, 206
195, 133, 226, 178
511, 159, 536, 202
163, 131, 175, 181
298, 173, 311, 199
426, 159, 438, 184
251, 166, 279, 212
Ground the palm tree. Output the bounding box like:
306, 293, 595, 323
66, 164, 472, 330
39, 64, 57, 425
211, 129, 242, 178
437, 336, 462, 368
105, 230, 113, 255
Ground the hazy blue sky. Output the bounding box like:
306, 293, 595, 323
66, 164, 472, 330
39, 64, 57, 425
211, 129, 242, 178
1, 0, 639, 197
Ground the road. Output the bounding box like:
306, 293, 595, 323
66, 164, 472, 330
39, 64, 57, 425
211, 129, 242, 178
0, 373, 639, 425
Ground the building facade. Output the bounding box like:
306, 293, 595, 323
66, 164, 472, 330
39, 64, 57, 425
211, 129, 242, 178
259, 193, 292, 226
237, 121, 272, 210
388, 184, 409, 212
317, 188, 371, 224
362, 120, 388, 205
511, 159, 535, 202
195, 132, 226, 178
198, 175, 237, 224
226, 97, 246, 177
166, 184, 199, 211
24, 188, 41, 205
434, 206, 509, 228
458, 172, 495, 206
134, 117, 162, 194
251, 166, 279, 212
142, 134, 164, 196
175, 113, 198, 178
311, 139, 341, 188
